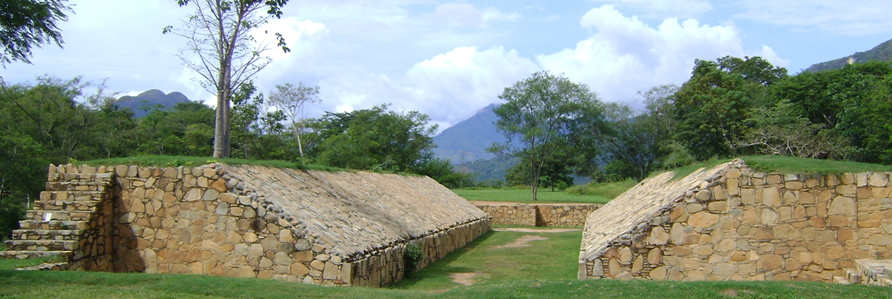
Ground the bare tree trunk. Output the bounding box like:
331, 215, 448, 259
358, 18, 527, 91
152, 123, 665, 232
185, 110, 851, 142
292, 121, 304, 158
213, 88, 226, 158
530, 160, 539, 201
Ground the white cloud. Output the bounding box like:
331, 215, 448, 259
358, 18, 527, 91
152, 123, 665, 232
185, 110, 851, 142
755, 45, 790, 68
311, 46, 538, 132
733, 0, 892, 35
538, 5, 753, 108
592, 0, 713, 19
404, 46, 539, 125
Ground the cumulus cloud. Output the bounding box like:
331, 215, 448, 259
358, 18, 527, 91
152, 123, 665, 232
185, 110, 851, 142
404, 46, 538, 125
538, 5, 755, 108
312, 46, 538, 132
732, 0, 892, 35
591, 0, 713, 19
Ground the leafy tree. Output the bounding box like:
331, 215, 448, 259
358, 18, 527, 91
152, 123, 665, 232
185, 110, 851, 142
772, 61, 892, 163
490, 71, 604, 200
267, 83, 321, 160
738, 100, 848, 158
229, 81, 294, 160
505, 153, 574, 191
164, 0, 290, 158
307, 104, 437, 172
413, 158, 474, 189
0, 77, 106, 239
0, 0, 72, 65
672, 56, 787, 160
134, 101, 215, 156
598, 102, 671, 182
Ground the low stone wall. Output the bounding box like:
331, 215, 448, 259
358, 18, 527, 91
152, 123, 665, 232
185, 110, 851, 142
348, 218, 491, 286
37, 164, 489, 287
475, 203, 600, 227
580, 160, 892, 283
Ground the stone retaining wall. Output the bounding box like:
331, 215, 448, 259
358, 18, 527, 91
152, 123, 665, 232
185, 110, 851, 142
475, 203, 600, 227
580, 160, 892, 283
40, 164, 489, 287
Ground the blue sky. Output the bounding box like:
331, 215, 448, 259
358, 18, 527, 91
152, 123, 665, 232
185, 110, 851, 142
3, 0, 891, 132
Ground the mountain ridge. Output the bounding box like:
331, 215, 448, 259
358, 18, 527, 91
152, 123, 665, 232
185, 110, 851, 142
804, 38, 892, 72
115, 89, 191, 117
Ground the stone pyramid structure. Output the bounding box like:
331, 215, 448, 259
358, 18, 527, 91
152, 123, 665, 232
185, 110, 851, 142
1, 163, 491, 287
580, 159, 892, 286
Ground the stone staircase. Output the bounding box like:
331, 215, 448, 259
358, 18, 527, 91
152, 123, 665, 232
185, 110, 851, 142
0, 171, 113, 270
833, 259, 892, 286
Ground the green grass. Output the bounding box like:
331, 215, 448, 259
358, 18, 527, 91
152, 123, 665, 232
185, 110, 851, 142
80, 155, 348, 172
2, 231, 890, 298
740, 155, 892, 175
452, 188, 610, 204
656, 155, 892, 182
393, 230, 582, 291
565, 179, 637, 199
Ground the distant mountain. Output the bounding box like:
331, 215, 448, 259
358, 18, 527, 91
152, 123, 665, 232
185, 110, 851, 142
454, 155, 519, 185
115, 89, 191, 117
804, 38, 892, 72
432, 103, 507, 163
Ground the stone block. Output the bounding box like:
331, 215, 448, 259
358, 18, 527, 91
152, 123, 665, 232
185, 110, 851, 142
762, 187, 781, 206
689, 212, 719, 228
761, 209, 778, 225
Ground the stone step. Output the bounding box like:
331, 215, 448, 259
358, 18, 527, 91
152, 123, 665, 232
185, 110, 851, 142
18, 220, 88, 230
12, 229, 82, 241
0, 250, 72, 260
844, 268, 861, 284
39, 190, 105, 202
26, 210, 93, 221
16, 262, 70, 271
3, 240, 78, 251
45, 181, 110, 192
33, 200, 101, 212
855, 259, 892, 286
833, 276, 850, 284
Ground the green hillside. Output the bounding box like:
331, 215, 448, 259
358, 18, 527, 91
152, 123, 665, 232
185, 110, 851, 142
804, 38, 892, 72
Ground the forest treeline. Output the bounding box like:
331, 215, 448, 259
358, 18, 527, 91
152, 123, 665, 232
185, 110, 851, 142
2, 56, 892, 238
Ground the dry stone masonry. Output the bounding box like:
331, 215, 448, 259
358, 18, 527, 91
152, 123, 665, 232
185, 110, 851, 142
475, 203, 600, 227
1, 163, 491, 287
579, 159, 892, 286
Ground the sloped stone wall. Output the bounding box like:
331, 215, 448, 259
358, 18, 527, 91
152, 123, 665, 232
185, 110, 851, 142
477, 203, 600, 227
580, 160, 892, 283
37, 163, 489, 287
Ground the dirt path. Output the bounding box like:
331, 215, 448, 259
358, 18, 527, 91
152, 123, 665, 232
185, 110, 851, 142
449, 272, 483, 286
491, 235, 549, 249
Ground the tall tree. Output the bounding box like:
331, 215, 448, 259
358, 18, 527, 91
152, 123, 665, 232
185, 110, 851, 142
165, 0, 290, 158
598, 102, 671, 182
0, 0, 72, 65
267, 82, 320, 160
308, 104, 437, 172
672, 56, 786, 160
490, 71, 604, 201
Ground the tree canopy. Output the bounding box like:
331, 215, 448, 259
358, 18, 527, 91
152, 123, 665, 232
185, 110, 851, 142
0, 0, 72, 65
490, 71, 604, 200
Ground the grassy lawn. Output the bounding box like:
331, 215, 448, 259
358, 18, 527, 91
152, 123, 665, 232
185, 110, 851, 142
392, 230, 582, 291
452, 188, 611, 204
3, 230, 891, 298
